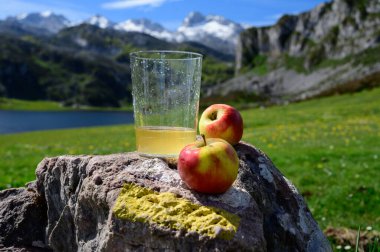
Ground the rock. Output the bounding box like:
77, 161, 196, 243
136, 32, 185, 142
0, 142, 332, 251
204, 62, 380, 104
0, 182, 47, 249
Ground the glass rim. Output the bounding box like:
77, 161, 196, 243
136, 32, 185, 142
130, 50, 203, 61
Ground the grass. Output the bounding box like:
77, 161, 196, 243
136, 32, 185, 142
0, 126, 136, 188
0, 97, 133, 111
0, 87, 379, 233
242, 88, 380, 232
0, 98, 69, 111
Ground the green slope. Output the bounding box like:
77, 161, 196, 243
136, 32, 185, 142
0, 25, 234, 109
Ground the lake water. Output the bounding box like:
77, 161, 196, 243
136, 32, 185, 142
0, 110, 134, 134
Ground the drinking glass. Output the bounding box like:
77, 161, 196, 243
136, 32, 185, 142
130, 51, 202, 157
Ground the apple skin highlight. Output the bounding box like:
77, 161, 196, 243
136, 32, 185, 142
178, 138, 239, 194
199, 104, 243, 145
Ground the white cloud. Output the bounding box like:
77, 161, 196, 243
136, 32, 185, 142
102, 0, 167, 9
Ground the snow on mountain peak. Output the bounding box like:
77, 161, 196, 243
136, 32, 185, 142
41, 11, 53, 18
182, 11, 206, 27
86, 15, 114, 29
115, 19, 165, 32
16, 13, 28, 20
115, 18, 174, 41
177, 12, 244, 54
113, 12, 244, 54
7, 12, 71, 33
181, 11, 242, 29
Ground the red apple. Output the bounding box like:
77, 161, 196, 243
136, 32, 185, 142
177, 136, 239, 194
199, 104, 243, 145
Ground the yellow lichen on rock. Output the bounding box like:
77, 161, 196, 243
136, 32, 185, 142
113, 183, 240, 240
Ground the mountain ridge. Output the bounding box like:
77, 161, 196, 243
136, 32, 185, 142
0, 11, 244, 55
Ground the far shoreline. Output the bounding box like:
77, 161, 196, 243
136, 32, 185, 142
0, 98, 133, 112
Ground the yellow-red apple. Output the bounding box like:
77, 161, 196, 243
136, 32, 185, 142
177, 136, 239, 194
199, 104, 243, 145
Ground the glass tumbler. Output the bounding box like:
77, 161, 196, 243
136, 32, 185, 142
130, 51, 202, 157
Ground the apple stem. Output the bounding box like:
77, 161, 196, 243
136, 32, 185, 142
201, 134, 207, 146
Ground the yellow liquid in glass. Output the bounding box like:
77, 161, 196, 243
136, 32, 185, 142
135, 126, 197, 157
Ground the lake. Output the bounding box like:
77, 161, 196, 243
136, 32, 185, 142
0, 110, 134, 134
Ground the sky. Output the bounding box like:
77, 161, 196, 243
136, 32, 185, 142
0, 0, 330, 30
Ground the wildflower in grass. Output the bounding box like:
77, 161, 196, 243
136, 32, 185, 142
366, 226, 373, 231
344, 245, 351, 250
336, 245, 342, 249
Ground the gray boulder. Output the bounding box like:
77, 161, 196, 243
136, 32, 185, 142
0, 142, 331, 251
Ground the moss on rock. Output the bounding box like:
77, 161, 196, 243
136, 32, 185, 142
113, 183, 240, 240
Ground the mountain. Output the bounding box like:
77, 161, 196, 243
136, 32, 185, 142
0, 11, 244, 55
4, 1, 378, 107
90, 12, 244, 55
0, 23, 234, 107
0, 33, 130, 107
204, 0, 380, 104
177, 12, 244, 55
114, 19, 174, 42
4, 11, 70, 34
85, 15, 115, 29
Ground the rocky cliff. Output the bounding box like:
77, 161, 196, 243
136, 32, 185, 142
237, 0, 380, 71
0, 142, 331, 251
204, 0, 380, 104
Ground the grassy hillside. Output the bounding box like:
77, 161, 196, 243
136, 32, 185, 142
0, 87, 379, 232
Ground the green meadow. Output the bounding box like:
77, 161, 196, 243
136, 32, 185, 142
0, 98, 133, 111
0, 88, 379, 232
